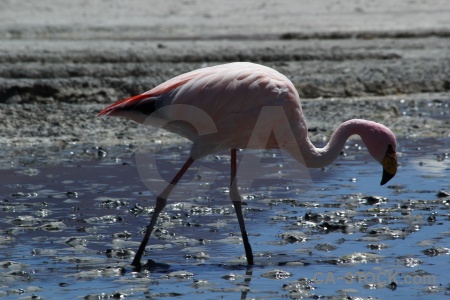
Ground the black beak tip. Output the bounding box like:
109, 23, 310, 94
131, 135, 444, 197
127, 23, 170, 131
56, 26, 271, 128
380, 169, 395, 186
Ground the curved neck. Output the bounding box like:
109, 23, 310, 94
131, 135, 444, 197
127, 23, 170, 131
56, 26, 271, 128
289, 119, 371, 168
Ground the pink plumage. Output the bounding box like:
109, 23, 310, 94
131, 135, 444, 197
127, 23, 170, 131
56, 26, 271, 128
98, 62, 398, 268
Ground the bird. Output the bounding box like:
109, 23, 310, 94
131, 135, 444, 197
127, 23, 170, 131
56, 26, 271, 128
98, 62, 398, 267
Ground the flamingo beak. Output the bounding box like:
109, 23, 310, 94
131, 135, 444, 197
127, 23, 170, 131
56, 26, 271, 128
380, 145, 397, 185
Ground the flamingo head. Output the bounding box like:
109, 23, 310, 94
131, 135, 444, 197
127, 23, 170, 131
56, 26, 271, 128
359, 121, 398, 185
380, 144, 397, 185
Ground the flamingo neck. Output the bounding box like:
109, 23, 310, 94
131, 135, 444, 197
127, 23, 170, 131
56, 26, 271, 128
294, 119, 372, 168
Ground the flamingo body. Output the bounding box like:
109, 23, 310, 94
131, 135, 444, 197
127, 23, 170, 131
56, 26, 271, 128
99, 63, 308, 157
98, 62, 398, 267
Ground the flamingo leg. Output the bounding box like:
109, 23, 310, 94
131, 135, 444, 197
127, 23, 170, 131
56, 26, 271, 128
132, 156, 195, 268
230, 148, 254, 265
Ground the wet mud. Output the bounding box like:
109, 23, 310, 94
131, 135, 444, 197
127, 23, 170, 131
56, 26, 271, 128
1, 0, 450, 299
0, 36, 449, 152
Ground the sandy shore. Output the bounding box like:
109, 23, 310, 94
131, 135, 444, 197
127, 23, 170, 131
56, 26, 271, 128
0, 0, 449, 157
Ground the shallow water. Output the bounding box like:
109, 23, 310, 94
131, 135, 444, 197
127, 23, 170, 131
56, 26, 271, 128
1, 137, 449, 299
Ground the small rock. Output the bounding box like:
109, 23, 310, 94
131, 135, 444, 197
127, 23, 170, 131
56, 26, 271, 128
367, 243, 388, 250
363, 195, 387, 205
66, 237, 88, 247
436, 190, 449, 198
183, 252, 209, 260
105, 248, 135, 258
422, 247, 450, 256
387, 281, 397, 290
66, 191, 78, 198
280, 231, 307, 243
166, 270, 194, 279
97, 147, 107, 158
262, 269, 293, 279
315, 243, 337, 252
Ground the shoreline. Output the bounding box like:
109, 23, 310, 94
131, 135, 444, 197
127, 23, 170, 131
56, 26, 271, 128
0, 0, 449, 159
1, 93, 448, 170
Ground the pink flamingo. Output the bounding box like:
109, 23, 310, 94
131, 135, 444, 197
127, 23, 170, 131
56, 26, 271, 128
98, 62, 398, 267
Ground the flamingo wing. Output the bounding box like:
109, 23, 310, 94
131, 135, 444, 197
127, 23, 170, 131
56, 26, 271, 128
98, 62, 304, 155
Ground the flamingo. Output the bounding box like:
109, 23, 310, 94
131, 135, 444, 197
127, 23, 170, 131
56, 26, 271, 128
98, 62, 398, 267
